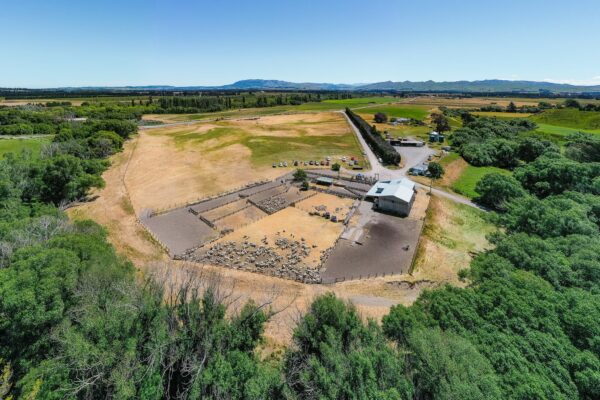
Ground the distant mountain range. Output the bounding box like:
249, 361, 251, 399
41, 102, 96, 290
7, 79, 600, 94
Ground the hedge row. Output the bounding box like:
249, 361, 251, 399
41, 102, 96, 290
345, 108, 400, 165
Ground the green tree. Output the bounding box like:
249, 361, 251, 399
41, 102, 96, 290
427, 162, 444, 193
293, 168, 307, 181
517, 136, 558, 162
432, 113, 451, 134
564, 99, 582, 109
475, 173, 526, 211
284, 293, 413, 399
374, 112, 388, 123
404, 328, 502, 400
38, 155, 104, 204
514, 154, 597, 198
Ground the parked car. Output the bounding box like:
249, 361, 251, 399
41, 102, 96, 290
272, 163, 277, 168
309, 160, 314, 165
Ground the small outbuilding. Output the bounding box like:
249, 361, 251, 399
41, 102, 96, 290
315, 177, 334, 186
408, 163, 429, 176
429, 131, 445, 143
366, 178, 416, 216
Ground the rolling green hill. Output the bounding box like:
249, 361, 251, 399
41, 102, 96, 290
532, 109, 600, 130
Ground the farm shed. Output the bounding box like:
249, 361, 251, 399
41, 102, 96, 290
408, 163, 429, 176
390, 138, 425, 147
366, 178, 416, 216
429, 131, 445, 143
316, 177, 334, 186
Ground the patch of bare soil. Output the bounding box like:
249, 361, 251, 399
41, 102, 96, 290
68, 138, 164, 264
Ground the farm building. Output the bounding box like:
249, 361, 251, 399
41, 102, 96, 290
315, 177, 334, 186
408, 163, 429, 176
390, 118, 410, 125
429, 131, 445, 143
390, 138, 425, 147
366, 178, 416, 216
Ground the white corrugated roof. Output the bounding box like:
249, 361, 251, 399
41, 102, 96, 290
367, 178, 415, 203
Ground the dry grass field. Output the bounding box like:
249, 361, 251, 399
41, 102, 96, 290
126, 112, 365, 212
411, 195, 495, 285
397, 95, 555, 108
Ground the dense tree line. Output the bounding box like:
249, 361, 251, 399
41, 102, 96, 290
0, 109, 64, 136
450, 116, 558, 168
383, 137, 600, 399
153, 92, 342, 114
345, 108, 400, 165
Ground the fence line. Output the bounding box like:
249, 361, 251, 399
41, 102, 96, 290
151, 178, 278, 216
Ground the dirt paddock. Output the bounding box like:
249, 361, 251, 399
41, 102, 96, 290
321, 189, 429, 283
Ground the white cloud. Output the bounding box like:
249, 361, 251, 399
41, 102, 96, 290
542, 76, 600, 86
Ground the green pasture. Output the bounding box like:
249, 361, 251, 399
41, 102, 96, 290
473, 111, 532, 119
452, 165, 512, 199
532, 108, 600, 130
0, 137, 50, 158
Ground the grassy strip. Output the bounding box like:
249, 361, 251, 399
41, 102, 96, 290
0, 137, 50, 158
451, 165, 511, 199
472, 111, 532, 119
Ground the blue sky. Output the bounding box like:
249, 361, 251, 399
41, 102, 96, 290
1, 0, 599, 87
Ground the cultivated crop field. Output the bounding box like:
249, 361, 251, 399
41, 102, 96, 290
126, 112, 366, 212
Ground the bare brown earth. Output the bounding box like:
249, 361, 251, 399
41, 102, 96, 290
205, 205, 345, 268
68, 140, 164, 263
